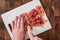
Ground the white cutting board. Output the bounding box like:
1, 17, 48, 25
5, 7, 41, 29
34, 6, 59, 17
1, 0, 51, 39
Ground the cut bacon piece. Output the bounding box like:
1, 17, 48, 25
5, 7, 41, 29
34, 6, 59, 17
21, 5, 47, 27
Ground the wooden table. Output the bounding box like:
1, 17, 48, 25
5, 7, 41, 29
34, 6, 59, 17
0, 0, 60, 40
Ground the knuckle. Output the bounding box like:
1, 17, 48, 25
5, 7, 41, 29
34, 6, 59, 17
35, 36, 39, 39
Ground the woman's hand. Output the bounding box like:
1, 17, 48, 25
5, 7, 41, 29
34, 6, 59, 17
27, 25, 43, 40
11, 16, 26, 40
11, 15, 43, 40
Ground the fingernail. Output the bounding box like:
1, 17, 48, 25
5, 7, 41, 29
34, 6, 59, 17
15, 16, 18, 21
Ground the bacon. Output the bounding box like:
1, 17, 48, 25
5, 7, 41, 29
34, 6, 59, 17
21, 5, 46, 27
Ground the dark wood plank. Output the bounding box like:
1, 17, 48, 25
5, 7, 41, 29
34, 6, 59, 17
0, 0, 60, 40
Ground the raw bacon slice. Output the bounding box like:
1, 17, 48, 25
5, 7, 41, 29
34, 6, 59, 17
21, 5, 47, 27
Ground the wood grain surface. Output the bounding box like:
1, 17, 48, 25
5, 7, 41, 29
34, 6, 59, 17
0, 0, 60, 40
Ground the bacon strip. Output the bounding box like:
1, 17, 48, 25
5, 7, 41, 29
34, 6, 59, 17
21, 5, 47, 27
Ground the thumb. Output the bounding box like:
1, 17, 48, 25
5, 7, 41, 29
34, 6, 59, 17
27, 25, 34, 39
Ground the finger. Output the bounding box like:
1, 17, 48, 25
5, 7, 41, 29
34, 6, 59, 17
23, 18, 26, 32
11, 21, 14, 30
27, 25, 33, 39
35, 37, 43, 40
38, 38, 43, 40
34, 37, 39, 40
14, 16, 18, 28
20, 16, 24, 30
16, 16, 18, 28
17, 15, 20, 28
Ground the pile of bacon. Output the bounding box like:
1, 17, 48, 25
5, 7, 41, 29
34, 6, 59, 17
21, 5, 47, 27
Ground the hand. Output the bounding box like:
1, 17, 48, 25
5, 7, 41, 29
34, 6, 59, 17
27, 25, 43, 40
11, 16, 26, 40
